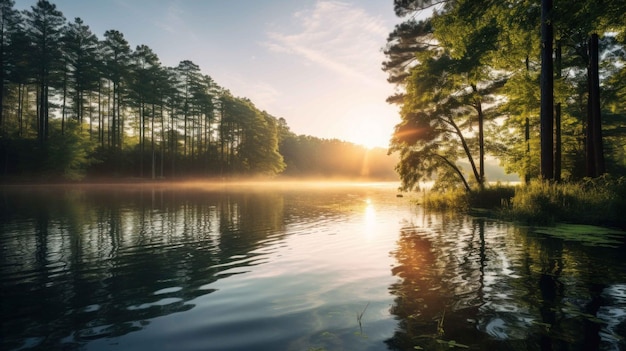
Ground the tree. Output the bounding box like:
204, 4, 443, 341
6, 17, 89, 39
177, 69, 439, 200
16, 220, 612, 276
385, 0, 504, 191
540, 0, 554, 180
388, 0, 626, 186
63, 17, 98, 131
100, 29, 130, 152
0, 0, 19, 130
382, 19, 434, 104
175, 60, 202, 160
392, 0, 449, 17
129, 44, 160, 177
24, 0, 66, 144
241, 110, 285, 175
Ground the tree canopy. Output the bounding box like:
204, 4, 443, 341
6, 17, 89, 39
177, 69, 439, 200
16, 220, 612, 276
0, 0, 397, 182
385, 0, 626, 191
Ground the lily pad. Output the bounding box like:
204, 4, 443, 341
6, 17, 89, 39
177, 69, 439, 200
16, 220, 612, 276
533, 224, 625, 248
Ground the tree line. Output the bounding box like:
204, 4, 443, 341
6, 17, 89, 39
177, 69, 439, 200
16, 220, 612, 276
384, 0, 626, 191
0, 0, 396, 182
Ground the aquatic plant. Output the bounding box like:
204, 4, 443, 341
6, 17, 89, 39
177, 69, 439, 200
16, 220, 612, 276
533, 224, 625, 248
357, 302, 369, 335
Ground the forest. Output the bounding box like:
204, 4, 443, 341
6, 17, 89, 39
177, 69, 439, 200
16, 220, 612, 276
0, 0, 398, 182
384, 0, 626, 192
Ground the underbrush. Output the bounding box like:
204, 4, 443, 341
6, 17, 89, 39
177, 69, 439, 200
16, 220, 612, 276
421, 189, 470, 211
506, 175, 626, 226
421, 175, 626, 227
422, 184, 515, 212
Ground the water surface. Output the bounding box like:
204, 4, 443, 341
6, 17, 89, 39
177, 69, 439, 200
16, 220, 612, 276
1, 182, 625, 350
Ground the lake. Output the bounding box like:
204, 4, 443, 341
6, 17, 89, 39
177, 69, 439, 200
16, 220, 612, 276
1, 182, 625, 351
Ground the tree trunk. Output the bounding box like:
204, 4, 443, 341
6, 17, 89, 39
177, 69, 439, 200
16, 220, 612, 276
170, 104, 176, 179
0, 25, 4, 131
587, 33, 605, 177
444, 115, 480, 187
151, 103, 155, 180
61, 65, 68, 135
472, 84, 485, 189
160, 104, 165, 178
540, 0, 554, 180
44, 84, 49, 141
38, 75, 46, 144
17, 84, 24, 136
437, 154, 471, 192
525, 117, 531, 184
555, 40, 562, 181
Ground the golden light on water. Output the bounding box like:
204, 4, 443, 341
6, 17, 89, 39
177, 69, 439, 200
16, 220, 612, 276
363, 198, 377, 241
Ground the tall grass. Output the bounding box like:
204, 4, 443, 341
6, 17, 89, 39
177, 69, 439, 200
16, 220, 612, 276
421, 175, 626, 227
422, 184, 515, 212
507, 175, 626, 226
422, 189, 470, 211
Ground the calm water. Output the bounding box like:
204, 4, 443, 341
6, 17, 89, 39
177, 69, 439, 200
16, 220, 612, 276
1, 182, 626, 351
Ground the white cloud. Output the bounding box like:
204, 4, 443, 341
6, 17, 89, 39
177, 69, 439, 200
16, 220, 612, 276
263, 1, 389, 87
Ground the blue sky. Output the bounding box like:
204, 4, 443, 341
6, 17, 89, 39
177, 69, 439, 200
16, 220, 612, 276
16, 0, 405, 148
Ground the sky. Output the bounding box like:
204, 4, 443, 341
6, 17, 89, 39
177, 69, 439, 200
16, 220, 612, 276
16, 0, 406, 149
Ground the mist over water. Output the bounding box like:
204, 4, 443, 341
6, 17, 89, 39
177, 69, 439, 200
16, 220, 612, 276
1, 181, 625, 350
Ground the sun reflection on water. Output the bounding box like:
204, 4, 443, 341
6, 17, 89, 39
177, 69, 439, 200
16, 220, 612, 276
363, 198, 377, 240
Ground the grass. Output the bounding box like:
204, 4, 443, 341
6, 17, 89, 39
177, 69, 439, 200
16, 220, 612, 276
421, 175, 626, 228
505, 175, 626, 226
421, 183, 514, 212
421, 189, 469, 211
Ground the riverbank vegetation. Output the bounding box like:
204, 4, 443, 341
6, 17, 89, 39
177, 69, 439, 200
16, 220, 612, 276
0, 0, 398, 182
421, 176, 626, 228
385, 1, 626, 226
506, 176, 626, 226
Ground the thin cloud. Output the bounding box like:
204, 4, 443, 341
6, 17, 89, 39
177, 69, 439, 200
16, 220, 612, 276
264, 0, 389, 87
155, 1, 185, 34
146, 1, 200, 43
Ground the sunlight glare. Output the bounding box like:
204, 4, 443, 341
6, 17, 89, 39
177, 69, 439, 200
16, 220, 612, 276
342, 103, 395, 149
363, 198, 376, 241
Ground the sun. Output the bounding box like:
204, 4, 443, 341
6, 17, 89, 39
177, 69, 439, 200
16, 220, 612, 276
341, 104, 395, 150
345, 116, 391, 150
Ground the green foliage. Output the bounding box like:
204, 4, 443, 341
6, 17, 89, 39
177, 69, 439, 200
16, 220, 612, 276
1, 0, 337, 181
422, 184, 516, 212
508, 176, 626, 225
422, 189, 469, 211
44, 123, 98, 181
386, 1, 510, 192
0, 122, 97, 181
386, 0, 626, 188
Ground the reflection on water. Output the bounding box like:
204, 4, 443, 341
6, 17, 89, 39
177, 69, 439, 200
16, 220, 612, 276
1, 183, 406, 351
1, 186, 289, 350
1, 183, 626, 351
387, 212, 626, 351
